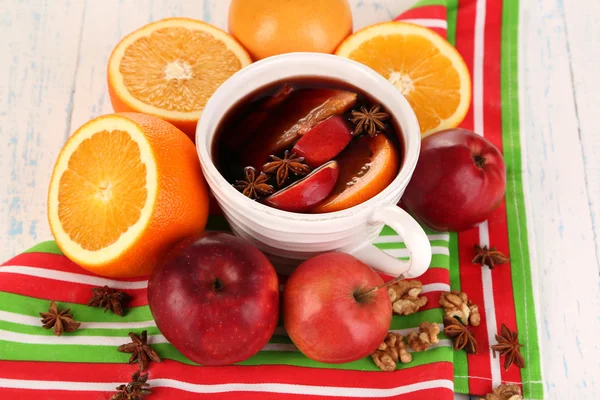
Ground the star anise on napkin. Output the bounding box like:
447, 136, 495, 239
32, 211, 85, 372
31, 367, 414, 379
118, 331, 161, 371
491, 324, 525, 370
263, 150, 310, 187
472, 244, 510, 269
350, 104, 389, 136
39, 301, 80, 336
443, 316, 478, 354
110, 370, 152, 400
234, 166, 274, 199
88, 286, 131, 316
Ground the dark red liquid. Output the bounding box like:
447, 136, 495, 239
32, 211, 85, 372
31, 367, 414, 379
212, 77, 404, 213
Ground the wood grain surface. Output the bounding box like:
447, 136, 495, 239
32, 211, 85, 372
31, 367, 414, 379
1, 0, 599, 399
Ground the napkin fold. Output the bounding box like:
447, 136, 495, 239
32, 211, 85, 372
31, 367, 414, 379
0, 0, 542, 399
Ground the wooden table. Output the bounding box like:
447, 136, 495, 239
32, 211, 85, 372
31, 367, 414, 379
1, 1, 598, 398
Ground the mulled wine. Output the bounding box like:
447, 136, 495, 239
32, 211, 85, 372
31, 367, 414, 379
212, 77, 404, 213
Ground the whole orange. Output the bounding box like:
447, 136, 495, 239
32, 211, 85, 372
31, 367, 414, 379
228, 0, 353, 60
48, 113, 210, 278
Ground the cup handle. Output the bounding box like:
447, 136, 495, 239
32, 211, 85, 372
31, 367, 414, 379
350, 205, 432, 278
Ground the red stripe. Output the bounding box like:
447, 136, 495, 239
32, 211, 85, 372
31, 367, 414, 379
479, 0, 523, 387
0, 273, 148, 306
394, 5, 447, 38
146, 387, 454, 400
0, 360, 454, 399
0, 252, 148, 306
2, 252, 147, 282
0, 360, 453, 389
0, 387, 454, 400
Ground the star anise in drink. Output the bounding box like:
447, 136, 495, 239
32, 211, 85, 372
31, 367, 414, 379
110, 370, 151, 400
118, 331, 161, 371
491, 324, 525, 370
88, 286, 131, 316
472, 244, 510, 269
39, 301, 80, 336
350, 104, 389, 136
263, 150, 310, 187
443, 316, 478, 354
234, 166, 274, 199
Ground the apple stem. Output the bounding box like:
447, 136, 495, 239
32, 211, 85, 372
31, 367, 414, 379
355, 274, 406, 300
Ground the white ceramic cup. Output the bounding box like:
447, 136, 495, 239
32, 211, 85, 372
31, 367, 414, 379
196, 53, 431, 278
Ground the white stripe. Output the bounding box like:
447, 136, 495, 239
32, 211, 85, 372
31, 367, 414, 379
479, 221, 502, 388
374, 233, 450, 244
401, 18, 448, 30
0, 266, 148, 289
0, 310, 156, 330
384, 246, 449, 257
422, 283, 450, 293
0, 328, 166, 346
472, 0, 502, 388
0, 328, 296, 352
473, 0, 486, 136
0, 378, 454, 397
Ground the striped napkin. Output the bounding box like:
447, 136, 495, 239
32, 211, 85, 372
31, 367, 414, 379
407, 0, 544, 398
0, 0, 542, 399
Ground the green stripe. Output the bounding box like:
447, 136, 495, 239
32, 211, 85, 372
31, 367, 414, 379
23, 241, 63, 255
0, 339, 453, 371
501, 0, 543, 398
390, 308, 443, 329
0, 292, 153, 322
413, 0, 448, 8
380, 225, 444, 236
446, 0, 459, 46
374, 240, 449, 250
448, 230, 468, 393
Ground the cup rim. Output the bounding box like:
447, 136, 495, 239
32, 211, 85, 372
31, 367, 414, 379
196, 52, 421, 224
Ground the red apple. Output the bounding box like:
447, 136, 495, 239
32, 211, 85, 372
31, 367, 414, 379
148, 233, 279, 366
265, 161, 339, 212
291, 116, 353, 167
402, 128, 506, 232
283, 252, 391, 363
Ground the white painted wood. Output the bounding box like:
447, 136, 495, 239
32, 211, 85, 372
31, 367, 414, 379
521, 0, 600, 398
0, 0, 85, 258
1, 1, 600, 399
563, 0, 600, 268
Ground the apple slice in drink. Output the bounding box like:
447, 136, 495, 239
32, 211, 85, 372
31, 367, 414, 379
312, 134, 399, 213
291, 116, 353, 168
265, 161, 339, 212
242, 89, 357, 169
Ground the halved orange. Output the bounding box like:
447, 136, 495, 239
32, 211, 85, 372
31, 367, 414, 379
108, 18, 252, 140
335, 22, 471, 135
312, 133, 399, 213
48, 113, 210, 278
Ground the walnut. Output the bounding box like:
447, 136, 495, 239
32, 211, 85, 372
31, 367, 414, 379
388, 280, 428, 316
439, 291, 481, 326
480, 384, 522, 400
407, 321, 440, 352
371, 332, 412, 371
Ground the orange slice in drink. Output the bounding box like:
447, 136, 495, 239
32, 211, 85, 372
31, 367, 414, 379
108, 18, 251, 140
335, 22, 471, 135
48, 113, 210, 278
312, 133, 399, 213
